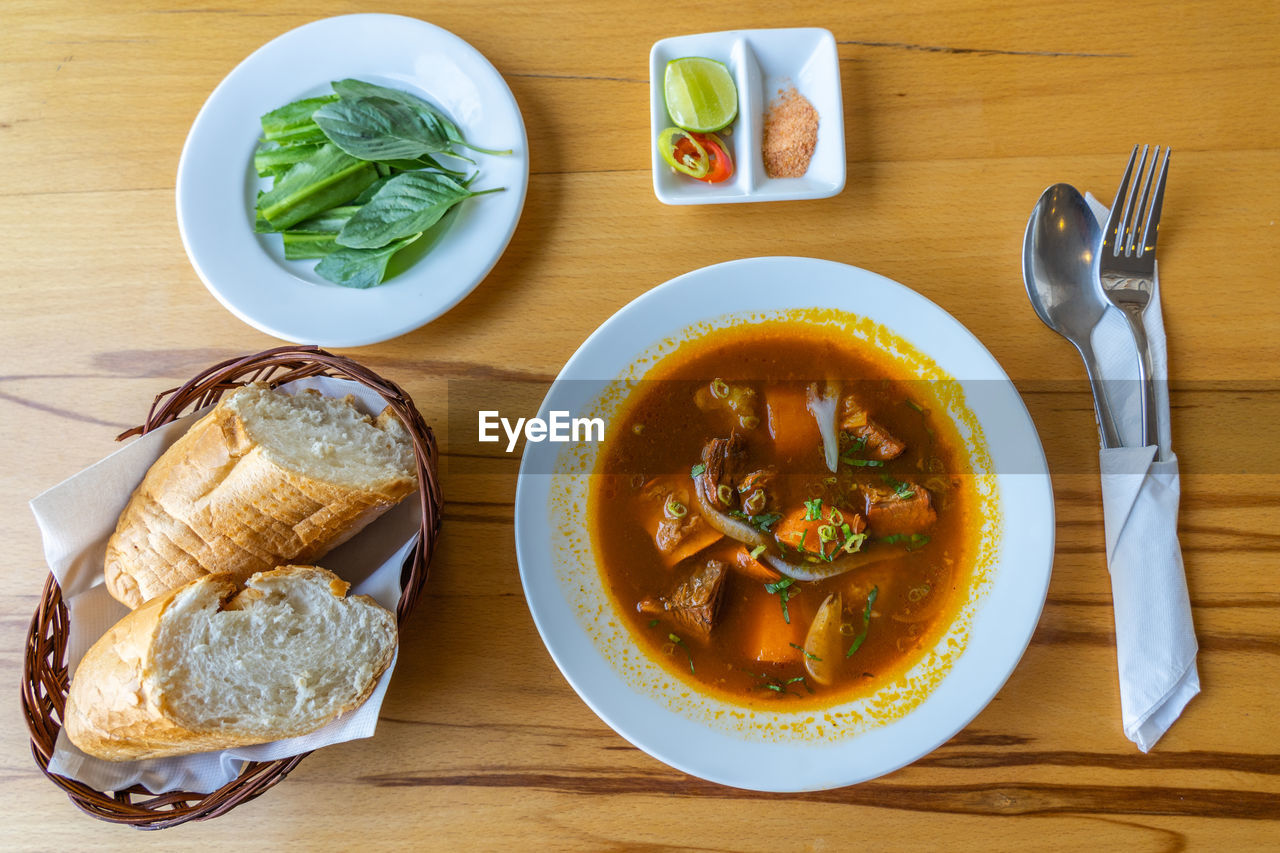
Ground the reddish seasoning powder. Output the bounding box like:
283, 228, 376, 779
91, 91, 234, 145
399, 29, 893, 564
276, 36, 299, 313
762, 87, 819, 178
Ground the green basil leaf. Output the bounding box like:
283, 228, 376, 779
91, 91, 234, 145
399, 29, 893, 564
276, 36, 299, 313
314, 233, 421, 289
351, 176, 393, 206
336, 171, 501, 249
313, 97, 450, 161
330, 79, 510, 156
375, 153, 469, 177
330, 79, 463, 141
331, 78, 443, 114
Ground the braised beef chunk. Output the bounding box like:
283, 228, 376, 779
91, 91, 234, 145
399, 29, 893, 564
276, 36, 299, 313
637, 559, 729, 639
840, 396, 906, 460
700, 433, 778, 514
864, 484, 936, 536
701, 432, 747, 499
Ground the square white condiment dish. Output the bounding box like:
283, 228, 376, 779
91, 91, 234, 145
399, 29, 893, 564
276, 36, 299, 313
649, 28, 845, 205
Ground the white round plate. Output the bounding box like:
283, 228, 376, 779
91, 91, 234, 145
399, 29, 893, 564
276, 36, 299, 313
176, 14, 528, 347
514, 257, 1054, 791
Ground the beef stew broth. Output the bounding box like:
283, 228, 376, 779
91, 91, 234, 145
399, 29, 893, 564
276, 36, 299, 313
590, 324, 975, 707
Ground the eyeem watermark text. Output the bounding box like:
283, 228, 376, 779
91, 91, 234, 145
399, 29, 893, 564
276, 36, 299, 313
478, 410, 605, 453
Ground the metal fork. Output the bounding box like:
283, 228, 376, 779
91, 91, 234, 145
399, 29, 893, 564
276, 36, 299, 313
1099, 144, 1170, 451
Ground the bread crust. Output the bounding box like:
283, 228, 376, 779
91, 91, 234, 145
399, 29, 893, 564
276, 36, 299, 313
104, 386, 416, 608
64, 566, 396, 762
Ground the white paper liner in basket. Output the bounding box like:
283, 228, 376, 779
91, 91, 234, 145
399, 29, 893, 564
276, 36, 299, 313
30, 377, 420, 795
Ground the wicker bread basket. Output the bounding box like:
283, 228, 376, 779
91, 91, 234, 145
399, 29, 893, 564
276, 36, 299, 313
21, 346, 442, 829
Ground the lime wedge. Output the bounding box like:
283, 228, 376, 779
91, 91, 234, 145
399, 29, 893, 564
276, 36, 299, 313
663, 57, 738, 133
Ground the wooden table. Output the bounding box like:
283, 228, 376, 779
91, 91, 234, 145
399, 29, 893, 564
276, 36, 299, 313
3, 1, 1277, 848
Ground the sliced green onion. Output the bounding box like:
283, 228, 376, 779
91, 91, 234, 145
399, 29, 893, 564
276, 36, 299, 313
664, 497, 687, 518
740, 414, 760, 430
717, 483, 733, 505
818, 524, 836, 543
844, 458, 884, 468
749, 544, 766, 559
842, 532, 867, 554
710, 378, 729, 399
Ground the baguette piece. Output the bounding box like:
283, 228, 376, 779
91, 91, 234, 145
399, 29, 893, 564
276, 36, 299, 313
104, 382, 416, 608
65, 566, 397, 762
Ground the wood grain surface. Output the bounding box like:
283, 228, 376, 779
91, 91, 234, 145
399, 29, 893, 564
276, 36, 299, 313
3, 0, 1278, 849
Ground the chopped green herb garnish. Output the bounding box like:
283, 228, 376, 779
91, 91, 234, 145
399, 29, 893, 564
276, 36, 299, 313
668, 632, 695, 674
690, 463, 706, 477
648, 618, 660, 627
906, 399, 924, 413
843, 457, 884, 468
907, 533, 931, 551
764, 577, 796, 624
880, 473, 915, 500
789, 643, 822, 662
846, 586, 879, 658
751, 512, 782, 532
803, 497, 823, 521
752, 671, 810, 696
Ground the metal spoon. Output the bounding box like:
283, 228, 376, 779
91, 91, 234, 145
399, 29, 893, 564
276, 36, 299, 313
1023, 183, 1122, 448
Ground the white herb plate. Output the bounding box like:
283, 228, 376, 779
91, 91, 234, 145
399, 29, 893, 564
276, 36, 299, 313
650, 29, 845, 205
514, 257, 1053, 790
177, 14, 528, 347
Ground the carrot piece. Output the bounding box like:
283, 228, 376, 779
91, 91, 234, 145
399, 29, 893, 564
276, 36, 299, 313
772, 504, 840, 559
744, 584, 807, 665
732, 546, 782, 583
765, 386, 821, 461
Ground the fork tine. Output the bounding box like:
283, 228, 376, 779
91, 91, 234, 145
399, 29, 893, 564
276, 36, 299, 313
1137, 147, 1170, 258
1126, 145, 1156, 258
1104, 144, 1140, 257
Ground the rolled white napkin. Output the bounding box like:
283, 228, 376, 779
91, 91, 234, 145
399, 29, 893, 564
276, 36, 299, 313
29, 377, 420, 794
1085, 192, 1199, 751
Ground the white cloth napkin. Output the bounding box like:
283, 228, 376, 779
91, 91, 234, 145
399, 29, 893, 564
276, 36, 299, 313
29, 377, 421, 794
1085, 192, 1199, 751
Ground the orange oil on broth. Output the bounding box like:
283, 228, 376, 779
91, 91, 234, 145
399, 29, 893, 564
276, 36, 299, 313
587, 319, 988, 712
